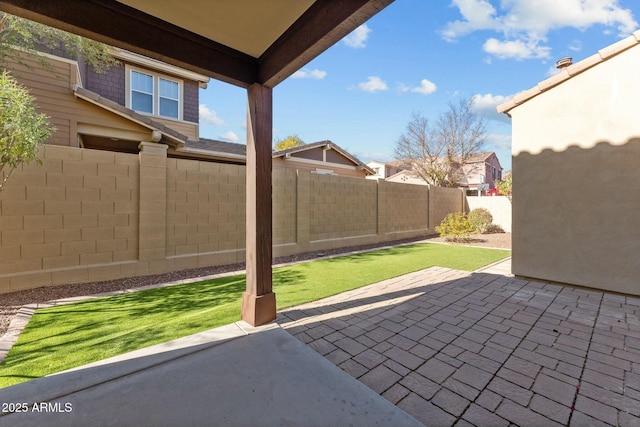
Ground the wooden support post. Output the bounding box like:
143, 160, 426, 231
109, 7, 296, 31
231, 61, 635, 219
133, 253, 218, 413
242, 83, 276, 326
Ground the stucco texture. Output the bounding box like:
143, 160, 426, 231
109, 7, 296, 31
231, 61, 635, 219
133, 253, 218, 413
509, 42, 640, 295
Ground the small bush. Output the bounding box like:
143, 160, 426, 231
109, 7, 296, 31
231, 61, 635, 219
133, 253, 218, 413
486, 224, 505, 234
468, 208, 493, 234
436, 212, 475, 242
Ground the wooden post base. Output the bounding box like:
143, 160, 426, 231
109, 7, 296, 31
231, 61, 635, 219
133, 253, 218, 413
241, 291, 276, 326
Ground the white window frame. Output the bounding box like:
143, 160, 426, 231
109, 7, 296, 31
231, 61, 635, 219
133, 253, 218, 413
126, 65, 183, 121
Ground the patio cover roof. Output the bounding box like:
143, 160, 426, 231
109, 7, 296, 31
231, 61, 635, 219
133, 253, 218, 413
0, 0, 393, 88
0, 0, 395, 326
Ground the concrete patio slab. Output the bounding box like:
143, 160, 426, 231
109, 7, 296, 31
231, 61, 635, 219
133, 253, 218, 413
0, 322, 420, 427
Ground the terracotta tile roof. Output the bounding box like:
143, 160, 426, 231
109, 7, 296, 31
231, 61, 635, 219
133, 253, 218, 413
498, 29, 640, 115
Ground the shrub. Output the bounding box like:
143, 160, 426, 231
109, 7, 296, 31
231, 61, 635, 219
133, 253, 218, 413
495, 172, 512, 201
436, 212, 475, 242
468, 208, 493, 234
486, 224, 505, 234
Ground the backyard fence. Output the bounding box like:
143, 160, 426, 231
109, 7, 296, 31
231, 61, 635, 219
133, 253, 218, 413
465, 195, 512, 232
0, 144, 465, 293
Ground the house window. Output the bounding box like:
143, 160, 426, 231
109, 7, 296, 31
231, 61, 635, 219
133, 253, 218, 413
127, 67, 182, 120
159, 78, 179, 118
131, 71, 153, 114
492, 167, 496, 180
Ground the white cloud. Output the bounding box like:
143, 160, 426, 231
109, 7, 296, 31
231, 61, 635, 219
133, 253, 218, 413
397, 79, 437, 95
442, 0, 638, 60
199, 104, 224, 126
343, 24, 372, 48
472, 93, 513, 122
486, 133, 512, 150
357, 76, 388, 93
441, 0, 498, 42
219, 131, 239, 142
411, 79, 437, 95
568, 39, 582, 52
483, 37, 551, 60
292, 68, 328, 79
397, 83, 410, 93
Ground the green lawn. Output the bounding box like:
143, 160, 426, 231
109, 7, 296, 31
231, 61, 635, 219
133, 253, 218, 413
0, 243, 509, 388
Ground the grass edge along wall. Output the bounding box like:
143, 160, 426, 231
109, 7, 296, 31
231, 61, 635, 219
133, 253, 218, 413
0, 144, 465, 293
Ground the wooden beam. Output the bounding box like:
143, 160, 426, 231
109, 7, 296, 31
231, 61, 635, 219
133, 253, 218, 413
259, 0, 395, 87
0, 0, 258, 88
242, 83, 276, 326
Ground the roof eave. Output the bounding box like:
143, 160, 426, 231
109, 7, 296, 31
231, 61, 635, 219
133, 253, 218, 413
498, 28, 640, 114
73, 86, 188, 149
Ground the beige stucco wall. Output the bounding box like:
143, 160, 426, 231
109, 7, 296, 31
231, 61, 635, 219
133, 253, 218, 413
0, 146, 466, 293
509, 43, 640, 295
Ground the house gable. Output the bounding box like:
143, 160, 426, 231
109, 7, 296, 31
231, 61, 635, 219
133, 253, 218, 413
272, 141, 374, 178
80, 48, 209, 139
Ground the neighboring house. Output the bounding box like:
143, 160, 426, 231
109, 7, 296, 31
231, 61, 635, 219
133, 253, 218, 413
174, 138, 375, 178
366, 160, 408, 180
10, 47, 373, 175
8, 47, 209, 157
272, 141, 374, 178
497, 30, 640, 296
384, 152, 503, 193
456, 152, 503, 194
385, 169, 428, 186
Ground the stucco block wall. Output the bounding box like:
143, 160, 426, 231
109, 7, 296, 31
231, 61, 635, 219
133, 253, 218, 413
0, 146, 464, 293
466, 196, 512, 233
0, 145, 139, 290
272, 169, 297, 246
429, 187, 465, 229
165, 159, 246, 265
379, 181, 429, 233
509, 43, 640, 295
308, 174, 377, 241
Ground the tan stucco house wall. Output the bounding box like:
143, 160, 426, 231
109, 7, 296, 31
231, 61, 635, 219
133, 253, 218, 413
499, 31, 640, 295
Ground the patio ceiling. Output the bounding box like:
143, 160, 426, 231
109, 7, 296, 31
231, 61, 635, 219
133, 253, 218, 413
0, 0, 394, 88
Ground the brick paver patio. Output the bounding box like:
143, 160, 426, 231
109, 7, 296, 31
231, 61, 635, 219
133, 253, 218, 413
278, 261, 640, 426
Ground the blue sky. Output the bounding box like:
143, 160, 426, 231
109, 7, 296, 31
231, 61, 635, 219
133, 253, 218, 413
198, 0, 640, 171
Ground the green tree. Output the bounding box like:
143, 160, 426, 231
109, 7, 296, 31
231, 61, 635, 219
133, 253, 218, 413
274, 135, 305, 151
394, 97, 488, 187
0, 13, 117, 190
0, 12, 118, 73
495, 171, 512, 201
0, 70, 53, 191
